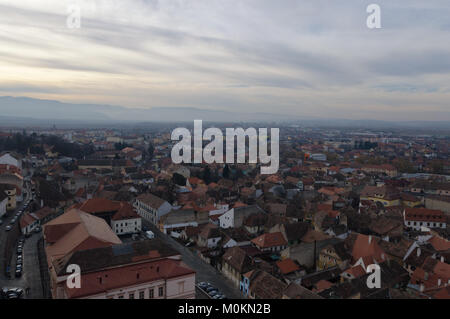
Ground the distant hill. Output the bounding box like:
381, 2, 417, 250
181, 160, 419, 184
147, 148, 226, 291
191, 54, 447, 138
0, 96, 449, 129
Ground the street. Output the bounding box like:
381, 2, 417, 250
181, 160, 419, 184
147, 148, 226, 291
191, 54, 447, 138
0, 181, 43, 299
143, 221, 243, 299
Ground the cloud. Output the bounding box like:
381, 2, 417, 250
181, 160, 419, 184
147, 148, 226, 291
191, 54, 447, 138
0, 0, 449, 121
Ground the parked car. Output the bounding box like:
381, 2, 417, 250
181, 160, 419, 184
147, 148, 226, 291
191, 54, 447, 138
5, 225, 12, 231
34, 226, 42, 233
198, 282, 209, 289
205, 286, 216, 293
15, 270, 22, 278
208, 290, 219, 297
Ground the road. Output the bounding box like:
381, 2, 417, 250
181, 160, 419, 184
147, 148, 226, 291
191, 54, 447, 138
0, 180, 43, 298
143, 221, 242, 299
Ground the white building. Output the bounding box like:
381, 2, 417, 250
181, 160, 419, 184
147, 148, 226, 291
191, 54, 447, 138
134, 193, 172, 225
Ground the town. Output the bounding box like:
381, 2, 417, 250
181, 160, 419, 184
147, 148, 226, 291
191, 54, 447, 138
0, 123, 448, 299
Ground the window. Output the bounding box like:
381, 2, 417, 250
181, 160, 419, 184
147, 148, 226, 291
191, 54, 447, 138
149, 288, 154, 299
139, 291, 145, 299
129, 293, 134, 299
178, 282, 185, 294
158, 286, 164, 297
118, 295, 124, 299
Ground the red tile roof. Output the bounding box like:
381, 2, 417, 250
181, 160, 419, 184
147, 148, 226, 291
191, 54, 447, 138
251, 232, 287, 249
276, 258, 300, 275
65, 258, 195, 299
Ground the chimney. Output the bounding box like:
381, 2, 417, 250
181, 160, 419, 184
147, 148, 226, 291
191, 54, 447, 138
417, 248, 421, 257
368, 235, 372, 244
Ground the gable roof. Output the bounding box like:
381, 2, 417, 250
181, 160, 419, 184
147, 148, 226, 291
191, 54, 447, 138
251, 232, 287, 248
222, 246, 252, 273
136, 193, 167, 208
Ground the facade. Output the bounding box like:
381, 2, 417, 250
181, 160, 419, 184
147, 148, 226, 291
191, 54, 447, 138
73, 198, 142, 235
403, 207, 447, 230
53, 240, 195, 299
134, 193, 172, 225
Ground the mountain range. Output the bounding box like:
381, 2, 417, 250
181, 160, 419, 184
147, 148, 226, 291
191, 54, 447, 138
0, 96, 449, 130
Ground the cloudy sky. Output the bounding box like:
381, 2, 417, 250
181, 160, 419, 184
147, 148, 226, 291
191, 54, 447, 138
0, 0, 449, 121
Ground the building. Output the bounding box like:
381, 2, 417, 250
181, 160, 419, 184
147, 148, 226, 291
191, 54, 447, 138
219, 205, 265, 229
0, 183, 17, 211
403, 207, 447, 230
241, 270, 287, 299
250, 232, 287, 252
222, 246, 252, 287
43, 209, 123, 298
53, 239, 195, 299
197, 223, 222, 249
317, 241, 351, 271
0, 190, 7, 218
73, 198, 142, 235
134, 193, 172, 225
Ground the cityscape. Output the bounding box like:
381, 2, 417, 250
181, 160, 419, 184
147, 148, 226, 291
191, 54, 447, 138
0, 0, 449, 305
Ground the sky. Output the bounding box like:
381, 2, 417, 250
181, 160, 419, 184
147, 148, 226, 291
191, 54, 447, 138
0, 0, 449, 121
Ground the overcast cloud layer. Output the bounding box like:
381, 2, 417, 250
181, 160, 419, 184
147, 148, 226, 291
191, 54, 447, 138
0, 0, 449, 121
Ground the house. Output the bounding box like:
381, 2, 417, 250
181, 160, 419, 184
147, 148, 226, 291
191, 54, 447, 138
350, 234, 387, 269
219, 205, 265, 229
159, 209, 208, 234
20, 213, 40, 234
220, 227, 252, 249
73, 198, 142, 235
52, 239, 195, 299
360, 185, 401, 207
43, 209, 123, 298
222, 246, 252, 287
276, 258, 302, 277
318, 241, 351, 271
19, 207, 56, 235
0, 183, 17, 211
134, 193, 172, 225
251, 232, 287, 252
243, 211, 268, 234
410, 256, 450, 293
360, 164, 398, 177
241, 270, 287, 299
403, 207, 447, 231
197, 223, 222, 249
270, 222, 310, 246
282, 282, 323, 299
0, 190, 7, 218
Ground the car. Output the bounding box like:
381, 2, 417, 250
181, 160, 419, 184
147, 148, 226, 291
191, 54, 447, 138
17, 248, 22, 254
198, 282, 209, 289
208, 290, 219, 297
6, 292, 20, 299
185, 240, 195, 247
5, 225, 12, 231
10, 218, 16, 224
205, 286, 217, 292
15, 270, 22, 278
34, 226, 42, 233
